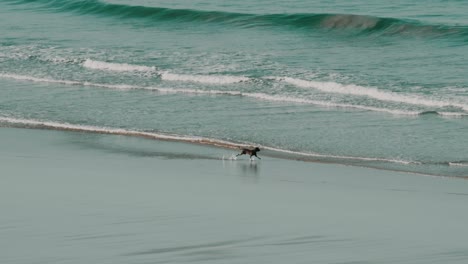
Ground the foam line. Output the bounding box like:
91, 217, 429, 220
0, 116, 420, 166
2, 73, 463, 116
437, 112, 468, 117
0, 73, 423, 115
262, 146, 421, 165
449, 162, 468, 167
0, 73, 417, 115
0, 73, 241, 94
0, 73, 82, 86
243, 92, 421, 115
0, 117, 242, 149
83, 59, 156, 72
82, 59, 249, 84
4, 64, 466, 114
160, 72, 249, 84
279, 77, 468, 111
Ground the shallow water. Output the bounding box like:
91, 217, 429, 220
0, 0, 467, 176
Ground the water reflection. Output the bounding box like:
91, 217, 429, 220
239, 161, 259, 177
222, 159, 260, 182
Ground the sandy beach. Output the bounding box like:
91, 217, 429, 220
1, 127, 468, 264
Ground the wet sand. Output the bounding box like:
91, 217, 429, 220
1, 127, 468, 264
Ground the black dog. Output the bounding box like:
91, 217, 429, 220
236, 147, 261, 160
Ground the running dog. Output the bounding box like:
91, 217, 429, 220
236, 147, 261, 160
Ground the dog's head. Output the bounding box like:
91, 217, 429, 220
254, 147, 260, 152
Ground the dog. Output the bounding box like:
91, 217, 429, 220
236, 147, 261, 160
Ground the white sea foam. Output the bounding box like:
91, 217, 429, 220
3, 73, 465, 117
82, 59, 249, 84
0, 116, 420, 166
0, 73, 143, 90
449, 162, 468, 167
243, 92, 421, 115
279, 77, 468, 111
83, 59, 156, 72
0, 73, 82, 86
262, 146, 420, 165
0, 73, 424, 115
0, 73, 244, 94
437, 112, 468, 117
160, 72, 249, 84
0, 116, 241, 149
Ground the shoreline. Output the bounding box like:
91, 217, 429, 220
1, 116, 465, 178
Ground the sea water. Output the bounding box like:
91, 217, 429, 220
1, 0, 467, 176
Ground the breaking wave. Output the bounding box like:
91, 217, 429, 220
83, 59, 156, 72
449, 162, 468, 167
67, 59, 468, 114
6, 0, 468, 39
2, 73, 467, 117
82, 59, 249, 84
278, 77, 468, 112
159, 72, 249, 84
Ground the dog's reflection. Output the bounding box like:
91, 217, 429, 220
239, 161, 259, 176
223, 159, 260, 182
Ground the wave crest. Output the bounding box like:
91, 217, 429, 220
279, 77, 468, 112
8, 0, 468, 39
2, 73, 468, 117
320, 14, 380, 30
81, 59, 249, 84
83, 59, 156, 72
160, 72, 249, 84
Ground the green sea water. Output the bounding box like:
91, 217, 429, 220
1, 0, 467, 176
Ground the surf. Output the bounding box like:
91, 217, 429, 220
2, 72, 467, 117
0, 73, 421, 115
6, 51, 468, 114
82, 59, 156, 72
82, 59, 250, 84
278, 77, 468, 112
6, 0, 468, 40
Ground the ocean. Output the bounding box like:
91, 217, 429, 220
1, 0, 467, 177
